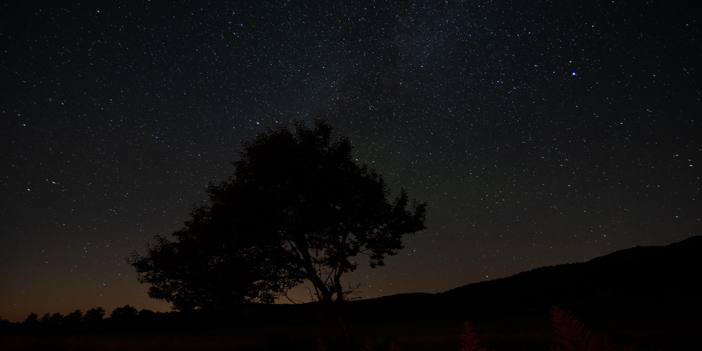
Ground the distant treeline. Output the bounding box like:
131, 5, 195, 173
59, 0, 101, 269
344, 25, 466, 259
0, 304, 323, 335
1, 305, 155, 334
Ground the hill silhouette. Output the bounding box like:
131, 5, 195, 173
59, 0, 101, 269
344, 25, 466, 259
343, 236, 701, 322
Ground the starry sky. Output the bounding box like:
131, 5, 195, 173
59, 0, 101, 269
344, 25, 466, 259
1, 1, 699, 322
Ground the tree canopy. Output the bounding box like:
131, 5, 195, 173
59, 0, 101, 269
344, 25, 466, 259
131, 119, 426, 312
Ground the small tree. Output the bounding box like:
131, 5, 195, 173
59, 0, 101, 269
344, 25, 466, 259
139, 309, 155, 317
23, 313, 39, 326
131, 119, 426, 329
110, 305, 138, 320
83, 307, 106, 324
49, 312, 64, 325
63, 309, 83, 327
0, 316, 12, 329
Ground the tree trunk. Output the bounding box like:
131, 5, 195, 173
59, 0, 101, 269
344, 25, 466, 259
318, 293, 349, 343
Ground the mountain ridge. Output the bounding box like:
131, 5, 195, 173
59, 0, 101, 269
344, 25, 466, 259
343, 236, 701, 321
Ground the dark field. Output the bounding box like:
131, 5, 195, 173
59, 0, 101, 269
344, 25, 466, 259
2, 311, 699, 351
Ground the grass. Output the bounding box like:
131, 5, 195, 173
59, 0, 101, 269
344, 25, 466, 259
1, 307, 694, 351
460, 321, 489, 351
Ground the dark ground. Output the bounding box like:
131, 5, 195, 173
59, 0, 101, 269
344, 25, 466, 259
2, 307, 699, 351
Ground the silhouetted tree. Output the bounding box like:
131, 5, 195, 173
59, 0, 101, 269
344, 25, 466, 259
83, 307, 106, 324
48, 312, 63, 326
39, 313, 51, 324
63, 309, 83, 327
0, 316, 12, 329
110, 305, 138, 320
23, 313, 39, 327
131, 119, 426, 332
138, 309, 155, 317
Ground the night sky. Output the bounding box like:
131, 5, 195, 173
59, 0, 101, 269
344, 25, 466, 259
1, 1, 699, 323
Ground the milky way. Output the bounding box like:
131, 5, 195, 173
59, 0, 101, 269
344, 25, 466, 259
1, 1, 699, 322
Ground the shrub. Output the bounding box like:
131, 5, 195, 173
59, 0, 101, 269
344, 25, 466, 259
460, 307, 648, 351
460, 321, 488, 351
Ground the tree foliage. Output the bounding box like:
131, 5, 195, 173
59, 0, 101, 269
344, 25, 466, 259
23, 313, 39, 326
63, 310, 83, 326
110, 305, 139, 320
131, 119, 427, 311
83, 307, 106, 324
